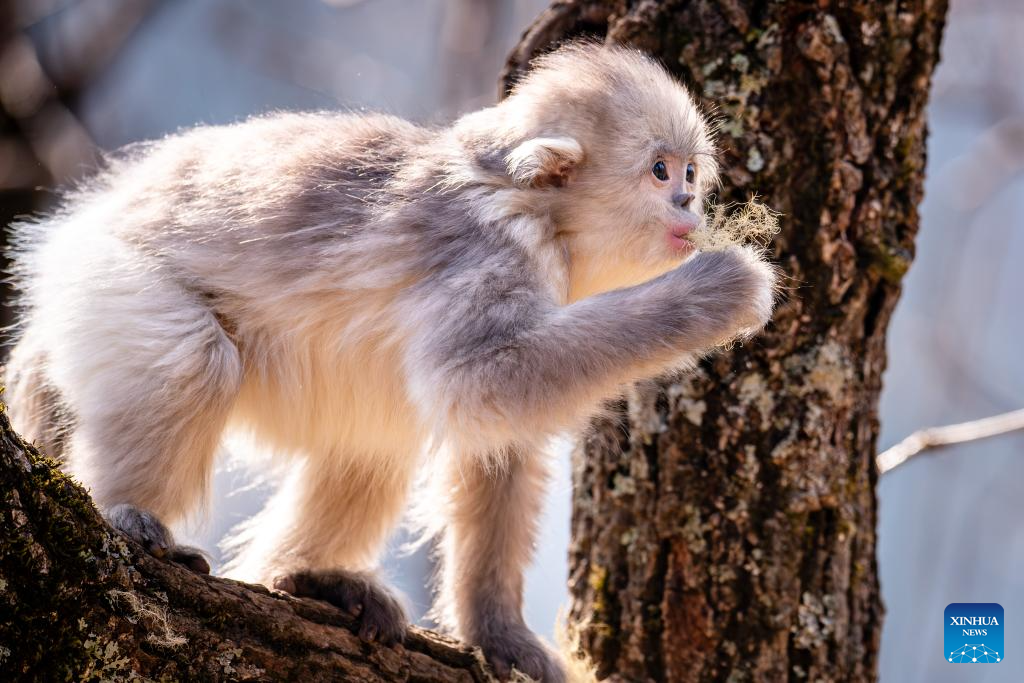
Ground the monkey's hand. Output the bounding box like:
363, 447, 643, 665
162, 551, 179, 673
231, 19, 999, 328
475, 622, 566, 683
670, 244, 778, 346
273, 569, 408, 646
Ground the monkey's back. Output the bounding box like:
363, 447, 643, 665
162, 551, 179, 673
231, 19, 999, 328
5, 111, 441, 459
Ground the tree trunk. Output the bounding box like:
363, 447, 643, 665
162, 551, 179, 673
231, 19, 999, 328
503, 2, 947, 682
0, 408, 497, 681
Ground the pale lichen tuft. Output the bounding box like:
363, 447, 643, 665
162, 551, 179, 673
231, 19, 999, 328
691, 198, 781, 251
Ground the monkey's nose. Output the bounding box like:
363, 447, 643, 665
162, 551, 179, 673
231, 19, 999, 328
674, 192, 695, 209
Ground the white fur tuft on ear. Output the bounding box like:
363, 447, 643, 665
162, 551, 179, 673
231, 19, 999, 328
505, 136, 584, 188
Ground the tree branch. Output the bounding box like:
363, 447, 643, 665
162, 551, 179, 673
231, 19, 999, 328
877, 408, 1024, 474
0, 406, 498, 682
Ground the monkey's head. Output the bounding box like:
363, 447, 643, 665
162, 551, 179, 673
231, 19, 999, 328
459, 41, 719, 299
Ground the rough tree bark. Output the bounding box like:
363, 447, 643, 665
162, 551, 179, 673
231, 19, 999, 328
502, 2, 947, 682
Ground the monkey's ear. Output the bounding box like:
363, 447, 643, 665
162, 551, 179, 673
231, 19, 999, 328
504, 136, 584, 189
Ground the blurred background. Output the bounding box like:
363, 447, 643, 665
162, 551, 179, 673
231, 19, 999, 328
0, 1, 1020, 681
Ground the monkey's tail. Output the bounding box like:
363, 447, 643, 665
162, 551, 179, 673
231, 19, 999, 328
2, 328, 74, 459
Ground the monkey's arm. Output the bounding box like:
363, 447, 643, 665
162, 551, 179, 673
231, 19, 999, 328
407, 246, 774, 447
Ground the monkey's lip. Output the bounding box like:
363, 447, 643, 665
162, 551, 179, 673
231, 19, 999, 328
666, 224, 696, 253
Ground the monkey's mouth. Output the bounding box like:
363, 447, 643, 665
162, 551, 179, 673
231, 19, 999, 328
666, 224, 696, 253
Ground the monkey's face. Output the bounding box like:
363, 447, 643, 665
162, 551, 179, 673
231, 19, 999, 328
551, 129, 715, 299
642, 154, 704, 257
487, 41, 720, 299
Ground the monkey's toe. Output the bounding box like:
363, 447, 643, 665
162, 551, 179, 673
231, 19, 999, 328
275, 569, 408, 646
479, 626, 565, 683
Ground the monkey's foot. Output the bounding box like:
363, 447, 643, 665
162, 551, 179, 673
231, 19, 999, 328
477, 623, 566, 682
273, 569, 408, 646
105, 503, 211, 574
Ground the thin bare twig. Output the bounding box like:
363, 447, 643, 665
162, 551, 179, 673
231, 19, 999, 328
877, 408, 1024, 474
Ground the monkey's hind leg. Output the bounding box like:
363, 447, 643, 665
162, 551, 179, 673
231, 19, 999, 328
44, 273, 243, 574
3, 327, 215, 573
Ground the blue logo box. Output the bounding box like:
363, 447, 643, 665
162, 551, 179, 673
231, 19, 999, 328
945, 603, 1003, 663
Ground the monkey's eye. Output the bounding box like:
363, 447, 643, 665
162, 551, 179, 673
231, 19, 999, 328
685, 162, 696, 184
652, 160, 669, 181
